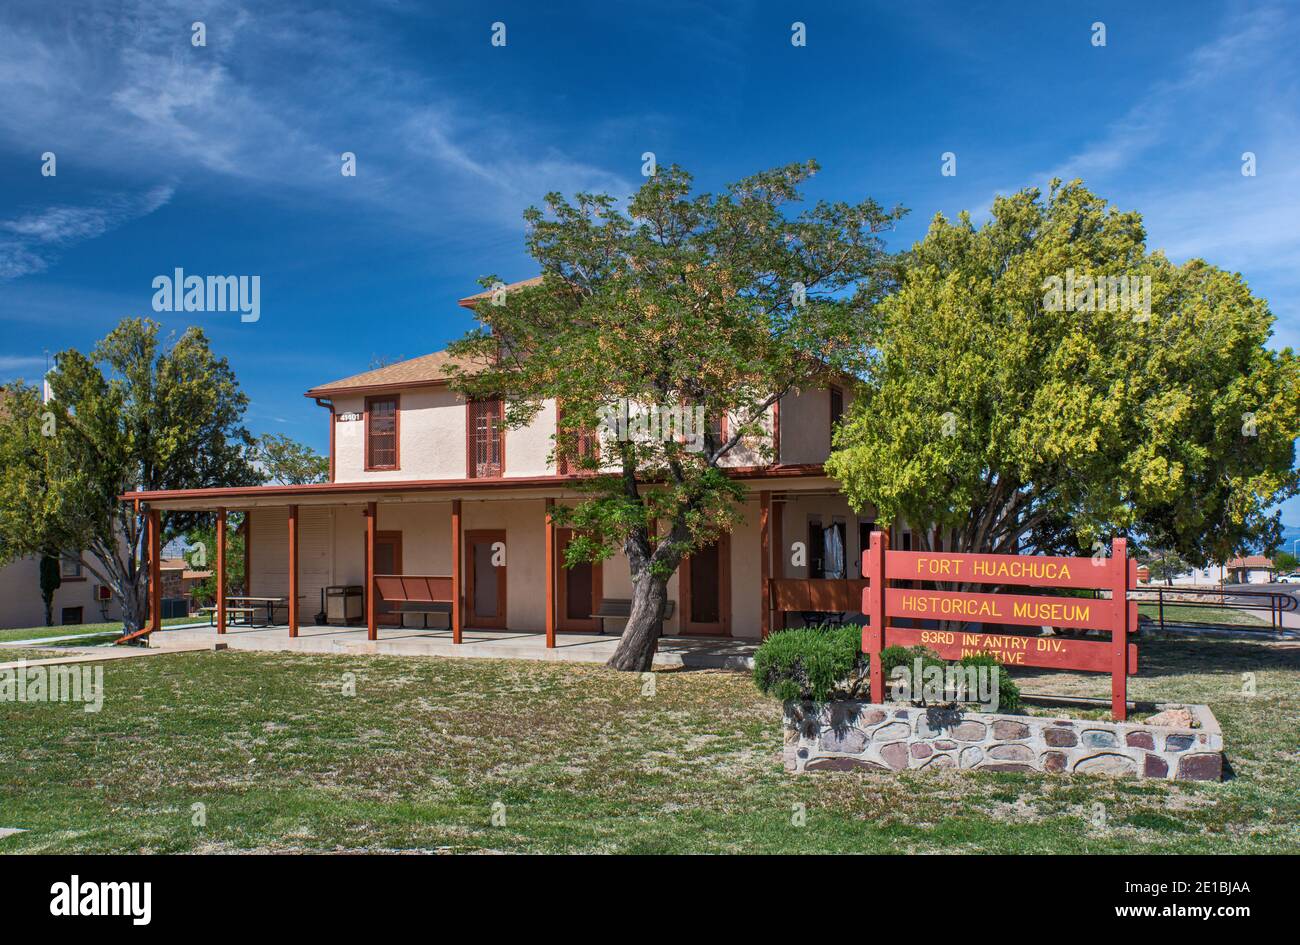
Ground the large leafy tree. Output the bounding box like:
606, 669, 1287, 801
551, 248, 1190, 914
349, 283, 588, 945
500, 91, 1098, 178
1138, 549, 1192, 585
186, 514, 247, 605
447, 161, 904, 670
252, 433, 328, 485
0, 318, 260, 634
826, 180, 1300, 568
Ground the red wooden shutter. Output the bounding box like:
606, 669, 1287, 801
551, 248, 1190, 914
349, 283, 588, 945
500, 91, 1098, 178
469, 398, 503, 477
367, 397, 398, 469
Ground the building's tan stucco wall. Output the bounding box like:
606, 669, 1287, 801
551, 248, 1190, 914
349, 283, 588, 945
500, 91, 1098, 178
328, 378, 857, 485
331, 390, 557, 483
0, 556, 121, 630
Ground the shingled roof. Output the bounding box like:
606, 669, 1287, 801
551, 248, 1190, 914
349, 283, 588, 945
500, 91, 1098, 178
305, 350, 487, 398
456, 276, 544, 308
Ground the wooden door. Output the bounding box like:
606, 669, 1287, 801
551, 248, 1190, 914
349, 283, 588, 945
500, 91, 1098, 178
681, 534, 730, 636
466, 530, 507, 628
556, 528, 601, 632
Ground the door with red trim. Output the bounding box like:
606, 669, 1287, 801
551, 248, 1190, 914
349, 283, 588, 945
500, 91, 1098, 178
466, 530, 507, 628
681, 534, 730, 636
556, 528, 601, 631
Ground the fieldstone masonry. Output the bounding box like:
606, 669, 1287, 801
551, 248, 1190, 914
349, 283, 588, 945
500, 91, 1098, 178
784, 701, 1223, 781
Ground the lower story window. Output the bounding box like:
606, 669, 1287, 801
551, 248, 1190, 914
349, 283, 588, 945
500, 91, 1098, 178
61, 606, 84, 625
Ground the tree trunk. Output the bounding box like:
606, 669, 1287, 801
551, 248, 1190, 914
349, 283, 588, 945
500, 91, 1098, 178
606, 570, 671, 672
119, 571, 147, 635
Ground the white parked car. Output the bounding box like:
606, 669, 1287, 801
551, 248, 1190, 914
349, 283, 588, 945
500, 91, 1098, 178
1276, 573, 1300, 584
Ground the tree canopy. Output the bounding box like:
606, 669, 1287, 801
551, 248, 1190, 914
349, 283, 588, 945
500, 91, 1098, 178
0, 318, 261, 632
447, 161, 904, 669
252, 433, 329, 485
826, 180, 1300, 565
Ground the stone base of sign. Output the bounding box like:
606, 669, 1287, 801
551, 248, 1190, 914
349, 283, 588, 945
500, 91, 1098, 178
784, 701, 1223, 781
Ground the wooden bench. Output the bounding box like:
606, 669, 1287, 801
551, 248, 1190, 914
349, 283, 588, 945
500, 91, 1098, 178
591, 599, 675, 635
374, 575, 454, 630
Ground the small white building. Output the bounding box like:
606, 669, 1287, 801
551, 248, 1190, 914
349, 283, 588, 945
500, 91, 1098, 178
1168, 556, 1275, 586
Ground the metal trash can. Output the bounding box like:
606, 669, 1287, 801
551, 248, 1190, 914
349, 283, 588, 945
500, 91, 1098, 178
325, 585, 364, 625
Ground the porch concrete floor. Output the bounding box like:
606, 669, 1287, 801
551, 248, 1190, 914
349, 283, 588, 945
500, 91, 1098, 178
147, 622, 757, 670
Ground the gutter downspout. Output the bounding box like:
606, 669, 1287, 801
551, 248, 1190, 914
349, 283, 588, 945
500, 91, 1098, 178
314, 397, 335, 482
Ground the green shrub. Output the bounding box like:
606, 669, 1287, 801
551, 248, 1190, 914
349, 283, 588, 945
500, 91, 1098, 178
752, 624, 867, 703
880, 644, 944, 678
958, 652, 1022, 713
753, 629, 1022, 712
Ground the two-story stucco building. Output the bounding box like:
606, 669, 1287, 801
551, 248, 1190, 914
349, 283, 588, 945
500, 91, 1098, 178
125, 283, 909, 648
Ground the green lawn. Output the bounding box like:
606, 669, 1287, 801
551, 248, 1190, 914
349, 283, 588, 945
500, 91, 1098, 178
0, 638, 1296, 853
0, 617, 195, 644
1138, 603, 1270, 627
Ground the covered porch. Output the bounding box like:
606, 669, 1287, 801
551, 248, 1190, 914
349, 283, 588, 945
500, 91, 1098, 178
129, 471, 877, 651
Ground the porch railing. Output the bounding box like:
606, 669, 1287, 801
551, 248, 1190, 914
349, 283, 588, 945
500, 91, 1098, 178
769, 578, 869, 614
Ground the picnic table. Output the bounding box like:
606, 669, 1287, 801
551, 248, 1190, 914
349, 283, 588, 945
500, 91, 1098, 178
223, 595, 305, 627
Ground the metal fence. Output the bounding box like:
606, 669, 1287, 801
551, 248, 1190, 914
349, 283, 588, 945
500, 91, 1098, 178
1127, 585, 1297, 633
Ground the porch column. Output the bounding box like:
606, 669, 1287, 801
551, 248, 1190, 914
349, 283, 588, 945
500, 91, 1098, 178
148, 506, 162, 635
216, 507, 227, 634
760, 491, 771, 639
451, 499, 463, 644
287, 504, 299, 637
773, 498, 785, 631
544, 498, 556, 648
365, 501, 377, 641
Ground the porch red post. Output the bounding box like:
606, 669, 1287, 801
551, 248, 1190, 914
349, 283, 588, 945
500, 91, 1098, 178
288, 504, 299, 637
773, 499, 785, 631
1110, 537, 1129, 720
366, 501, 377, 641
451, 499, 463, 644
148, 507, 162, 635
544, 498, 556, 648
216, 507, 227, 634
864, 529, 887, 702
759, 491, 771, 639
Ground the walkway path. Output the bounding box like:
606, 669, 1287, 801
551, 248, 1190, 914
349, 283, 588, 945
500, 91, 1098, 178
0, 644, 211, 673
149, 623, 758, 670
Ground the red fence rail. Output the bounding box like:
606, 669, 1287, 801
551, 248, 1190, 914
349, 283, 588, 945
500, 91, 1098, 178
862, 533, 1138, 719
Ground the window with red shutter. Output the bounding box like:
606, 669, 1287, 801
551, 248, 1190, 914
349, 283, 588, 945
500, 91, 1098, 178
556, 406, 599, 475
366, 397, 398, 470
468, 397, 504, 477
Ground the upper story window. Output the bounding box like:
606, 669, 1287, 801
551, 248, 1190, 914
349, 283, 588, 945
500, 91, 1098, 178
468, 397, 504, 478
365, 396, 399, 470
60, 555, 83, 579
829, 385, 844, 441
556, 403, 599, 476
705, 410, 727, 450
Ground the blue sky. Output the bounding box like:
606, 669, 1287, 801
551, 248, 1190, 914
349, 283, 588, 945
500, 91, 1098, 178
1, 0, 1298, 518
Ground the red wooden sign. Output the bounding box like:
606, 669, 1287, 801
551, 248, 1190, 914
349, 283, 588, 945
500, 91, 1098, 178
886, 549, 1114, 590
880, 626, 1137, 674
886, 587, 1114, 631
863, 535, 1137, 720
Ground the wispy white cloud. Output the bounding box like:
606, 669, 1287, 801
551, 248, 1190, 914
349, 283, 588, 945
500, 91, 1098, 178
0, 185, 174, 280
1043, 7, 1290, 184
0, 0, 635, 252
0, 354, 47, 372
971, 2, 1300, 346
